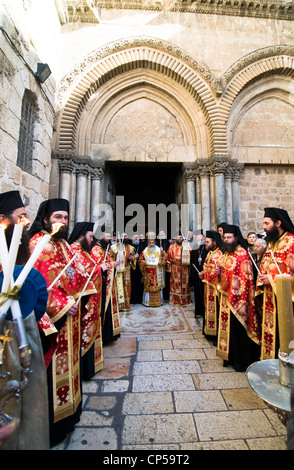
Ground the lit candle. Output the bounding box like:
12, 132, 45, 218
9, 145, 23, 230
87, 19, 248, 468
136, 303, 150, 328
276, 274, 294, 354
103, 243, 110, 263
13, 222, 63, 289
192, 263, 200, 274
0, 222, 9, 273
0, 223, 63, 314
1, 223, 23, 294
76, 263, 97, 305
248, 251, 261, 275
211, 251, 218, 268
48, 253, 78, 291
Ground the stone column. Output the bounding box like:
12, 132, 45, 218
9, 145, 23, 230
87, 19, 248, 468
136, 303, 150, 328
58, 159, 73, 201
225, 163, 234, 224
198, 159, 211, 233
210, 156, 229, 226
195, 174, 202, 232
75, 163, 89, 222
231, 162, 244, 226
183, 164, 197, 232
90, 166, 104, 223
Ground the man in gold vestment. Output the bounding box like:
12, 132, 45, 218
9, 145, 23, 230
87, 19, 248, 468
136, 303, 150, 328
166, 234, 191, 306
139, 232, 167, 307
111, 232, 136, 311
256, 207, 294, 360
199, 230, 223, 342
217, 224, 260, 371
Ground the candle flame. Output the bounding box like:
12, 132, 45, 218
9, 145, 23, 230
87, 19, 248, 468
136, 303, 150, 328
17, 216, 31, 226
0, 219, 9, 230
51, 223, 64, 236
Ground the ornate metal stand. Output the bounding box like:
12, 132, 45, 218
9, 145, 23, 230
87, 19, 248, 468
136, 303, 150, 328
247, 359, 292, 426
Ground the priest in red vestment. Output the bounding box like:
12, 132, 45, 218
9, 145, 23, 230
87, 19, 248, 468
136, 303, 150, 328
199, 230, 223, 343
256, 207, 294, 360
91, 231, 122, 344
165, 234, 191, 306
110, 232, 136, 311
68, 222, 110, 378
29, 199, 97, 447
217, 224, 260, 371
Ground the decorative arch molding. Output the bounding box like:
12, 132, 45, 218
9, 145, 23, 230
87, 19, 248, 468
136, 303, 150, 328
54, 37, 220, 155
215, 45, 294, 154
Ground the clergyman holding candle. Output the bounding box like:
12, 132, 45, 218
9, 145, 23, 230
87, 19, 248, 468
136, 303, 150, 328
256, 207, 294, 361
28, 198, 97, 448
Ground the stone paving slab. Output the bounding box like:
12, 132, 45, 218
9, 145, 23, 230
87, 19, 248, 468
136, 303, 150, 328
193, 371, 250, 390
194, 409, 278, 441
221, 387, 269, 410
163, 348, 206, 361
133, 359, 201, 375
122, 414, 198, 445
122, 392, 174, 415
132, 373, 196, 392
174, 390, 228, 412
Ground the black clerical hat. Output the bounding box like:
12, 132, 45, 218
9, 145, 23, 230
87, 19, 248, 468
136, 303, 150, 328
223, 224, 247, 249
205, 230, 222, 247
68, 222, 94, 245
29, 198, 70, 237
264, 207, 294, 234
0, 190, 25, 215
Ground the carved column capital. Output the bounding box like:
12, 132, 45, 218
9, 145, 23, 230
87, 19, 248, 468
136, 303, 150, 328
196, 158, 211, 177
75, 163, 89, 176
183, 163, 197, 182
209, 154, 230, 175
90, 167, 104, 180
231, 160, 244, 181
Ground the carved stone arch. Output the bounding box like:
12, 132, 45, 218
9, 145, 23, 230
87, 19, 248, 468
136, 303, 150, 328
226, 75, 294, 164
54, 37, 219, 157
215, 46, 294, 154
76, 68, 210, 158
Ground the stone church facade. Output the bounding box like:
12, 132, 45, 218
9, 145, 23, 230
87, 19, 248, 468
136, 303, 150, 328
1, 0, 294, 235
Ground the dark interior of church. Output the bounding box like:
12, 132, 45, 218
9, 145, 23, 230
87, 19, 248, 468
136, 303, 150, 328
108, 162, 182, 237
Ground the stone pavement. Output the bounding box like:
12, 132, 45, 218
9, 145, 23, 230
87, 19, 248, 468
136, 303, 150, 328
53, 304, 287, 451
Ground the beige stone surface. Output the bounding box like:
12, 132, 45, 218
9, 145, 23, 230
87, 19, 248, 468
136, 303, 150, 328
51, 304, 288, 451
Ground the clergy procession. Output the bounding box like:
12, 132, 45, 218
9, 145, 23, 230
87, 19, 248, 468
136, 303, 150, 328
0, 189, 294, 450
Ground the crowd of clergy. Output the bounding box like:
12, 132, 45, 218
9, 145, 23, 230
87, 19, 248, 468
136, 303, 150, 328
0, 189, 293, 450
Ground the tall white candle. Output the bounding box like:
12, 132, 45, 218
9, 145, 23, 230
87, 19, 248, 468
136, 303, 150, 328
2, 223, 23, 293
76, 264, 97, 305
270, 249, 282, 275
211, 251, 218, 268
48, 253, 78, 290
0, 225, 9, 272
13, 234, 51, 288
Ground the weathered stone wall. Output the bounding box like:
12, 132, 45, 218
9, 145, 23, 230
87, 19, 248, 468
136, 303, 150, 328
239, 165, 294, 235
0, 0, 56, 217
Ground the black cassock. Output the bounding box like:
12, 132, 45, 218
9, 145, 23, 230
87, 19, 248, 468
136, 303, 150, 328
190, 245, 208, 319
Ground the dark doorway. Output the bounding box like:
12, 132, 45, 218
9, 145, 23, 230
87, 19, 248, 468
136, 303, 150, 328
108, 162, 182, 238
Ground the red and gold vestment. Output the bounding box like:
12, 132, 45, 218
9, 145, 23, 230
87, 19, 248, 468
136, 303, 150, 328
165, 242, 191, 306
256, 232, 294, 360
202, 248, 222, 336
90, 242, 121, 338
30, 231, 96, 424
139, 246, 167, 307
217, 246, 260, 361
111, 243, 136, 311
70, 241, 104, 373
